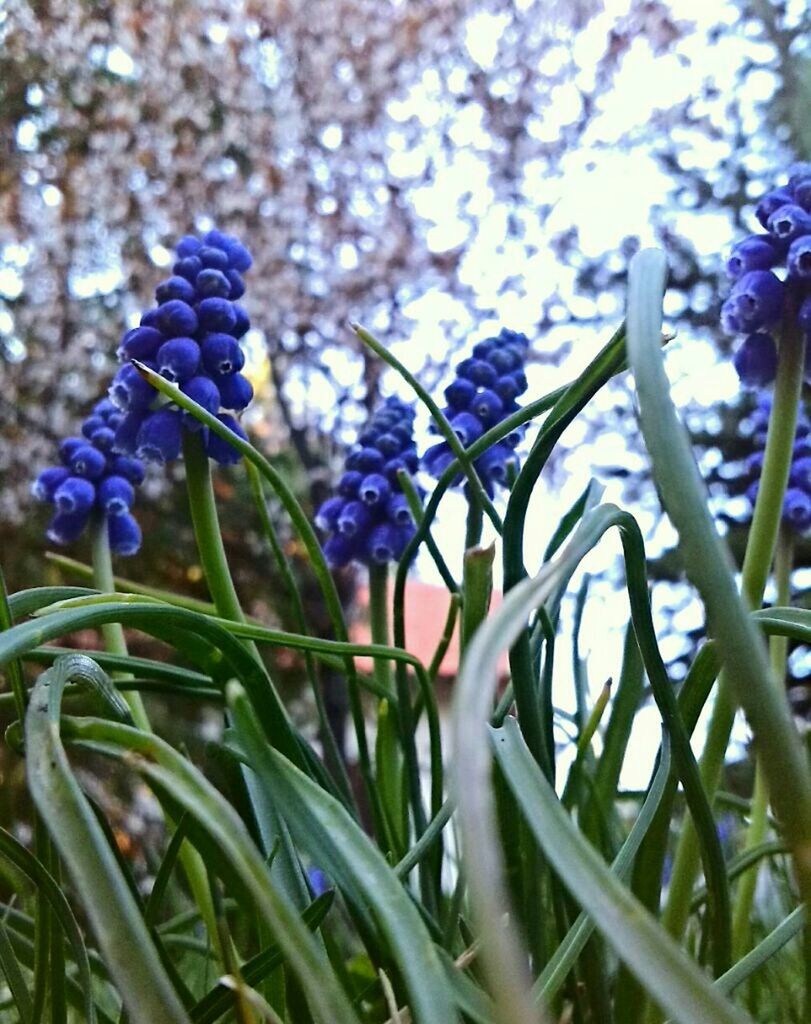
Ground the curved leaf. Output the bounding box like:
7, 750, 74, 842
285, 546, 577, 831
226, 682, 461, 1024
626, 247, 811, 906
25, 655, 190, 1024
533, 735, 671, 1002
60, 713, 362, 1024
493, 719, 752, 1024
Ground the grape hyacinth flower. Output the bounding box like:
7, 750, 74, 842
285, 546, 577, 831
724, 164, 811, 387
32, 399, 145, 555
315, 397, 420, 569
733, 397, 811, 535
109, 229, 254, 466
422, 327, 530, 494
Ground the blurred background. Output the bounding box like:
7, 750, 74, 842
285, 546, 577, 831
2, 0, 811, 783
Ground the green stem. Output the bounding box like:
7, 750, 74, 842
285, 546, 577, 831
181, 433, 246, 626
246, 461, 352, 803
181, 432, 317, 923
662, 319, 806, 950
368, 563, 392, 692
89, 513, 224, 965
90, 516, 149, 731
464, 490, 484, 551
136, 365, 380, 831
369, 561, 434, 907
369, 563, 402, 856
731, 527, 793, 959
0, 566, 28, 725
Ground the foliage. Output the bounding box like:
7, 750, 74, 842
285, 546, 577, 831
3, 3, 811, 1020
0, 230, 809, 1021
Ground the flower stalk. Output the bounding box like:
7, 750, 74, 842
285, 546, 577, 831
731, 525, 794, 960
662, 320, 807, 947
89, 513, 224, 964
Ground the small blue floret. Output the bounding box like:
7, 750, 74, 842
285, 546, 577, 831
108, 513, 142, 556
157, 337, 201, 383
34, 399, 146, 555
54, 477, 96, 515
136, 409, 184, 464
205, 413, 247, 465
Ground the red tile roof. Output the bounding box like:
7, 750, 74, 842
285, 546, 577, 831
350, 578, 509, 679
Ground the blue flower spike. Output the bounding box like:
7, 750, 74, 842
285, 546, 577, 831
422, 327, 530, 496
316, 397, 420, 568
33, 399, 146, 555
726, 168, 811, 387
738, 398, 811, 538
108, 229, 254, 466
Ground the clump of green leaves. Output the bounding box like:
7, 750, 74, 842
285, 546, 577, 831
0, 249, 808, 1024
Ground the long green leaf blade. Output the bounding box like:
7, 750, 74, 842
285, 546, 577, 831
226, 682, 461, 1024
493, 718, 751, 1024
626, 247, 811, 905
59, 713, 362, 1024
25, 656, 190, 1024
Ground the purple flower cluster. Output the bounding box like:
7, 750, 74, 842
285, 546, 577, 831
315, 397, 419, 568
109, 230, 253, 466
743, 396, 811, 533
724, 165, 811, 386
422, 328, 529, 494
33, 399, 144, 555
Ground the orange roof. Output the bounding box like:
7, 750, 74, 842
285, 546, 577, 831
350, 578, 508, 679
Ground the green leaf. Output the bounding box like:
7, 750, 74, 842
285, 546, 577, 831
0, 564, 28, 723
450, 502, 740, 1021
0, 825, 96, 1023
0, 600, 306, 772
25, 645, 213, 686
44, 551, 222, 615
493, 719, 752, 1024
60, 711, 362, 1024
474, 501, 732, 974
533, 735, 671, 1002
581, 621, 644, 850
715, 906, 805, 996
461, 543, 495, 650
190, 893, 334, 1024
0, 918, 117, 1024
8, 586, 93, 619
542, 479, 604, 564
0, 912, 32, 1024
226, 682, 461, 1024
245, 459, 352, 808
626, 247, 811, 908
25, 656, 190, 1024
375, 698, 407, 855
130, 362, 370, 778
502, 322, 628, 774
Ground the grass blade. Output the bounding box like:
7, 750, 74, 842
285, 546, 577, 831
533, 736, 671, 1004
0, 826, 96, 1022
715, 906, 805, 996
226, 682, 461, 1024
494, 718, 751, 1024
0, 912, 33, 1024
190, 893, 334, 1024
626, 248, 811, 909
25, 655, 189, 1024
60, 714, 362, 1024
